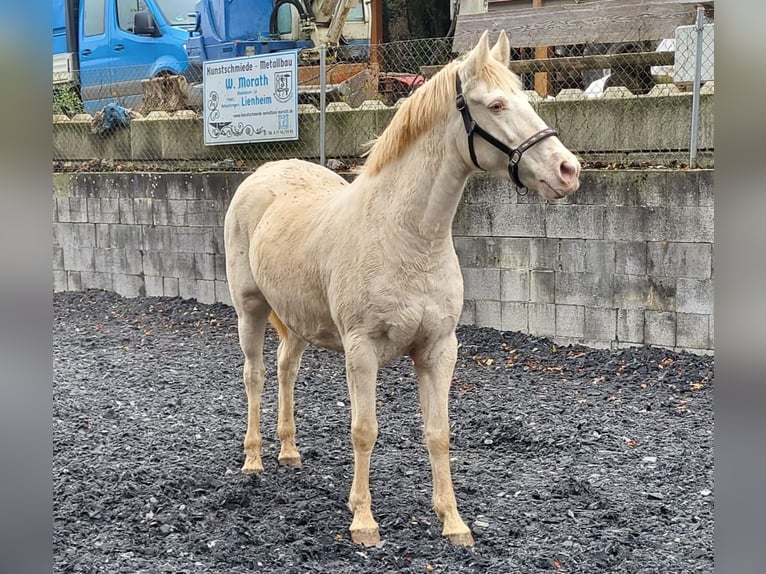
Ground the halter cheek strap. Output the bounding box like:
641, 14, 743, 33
455, 74, 558, 190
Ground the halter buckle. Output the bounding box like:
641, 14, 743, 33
509, 149, 523, 166
455, 93, 467, 111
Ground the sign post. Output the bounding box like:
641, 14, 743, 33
203, 50, 299, 146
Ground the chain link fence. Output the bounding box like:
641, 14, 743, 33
53, 9, 713, 172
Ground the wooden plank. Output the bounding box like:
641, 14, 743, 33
417, 51, 673, 81
508, 50, 674, 74
454, 0, 698, 51
532, 0, 552, 98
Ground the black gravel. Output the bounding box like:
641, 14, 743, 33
53, 290, 714, 573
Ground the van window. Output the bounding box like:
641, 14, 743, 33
117, 0, 148, 33
83, 0, 106, 36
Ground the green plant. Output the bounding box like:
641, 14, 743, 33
53, 84, 84, 117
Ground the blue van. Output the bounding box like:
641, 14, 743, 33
53, 0, 198, 113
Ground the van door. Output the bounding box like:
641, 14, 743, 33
109, 0, 158, 106
79, 0, 113, 111
109, 0, 193, 108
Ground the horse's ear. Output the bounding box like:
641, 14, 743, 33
490, 30, 510, 67
463, 30, 490, 78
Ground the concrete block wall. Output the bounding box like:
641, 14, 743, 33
53, 169, 714, 353
454, 170, 714, 353
52, 86, 713, 166
53, 172, 249, 306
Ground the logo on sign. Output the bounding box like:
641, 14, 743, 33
274, 71, 293, 102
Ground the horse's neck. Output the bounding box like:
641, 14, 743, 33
361, 130, 470, 244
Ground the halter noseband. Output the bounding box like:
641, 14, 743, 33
455, 74, 558, 191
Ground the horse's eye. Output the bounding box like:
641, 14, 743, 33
489, 101, 504, 113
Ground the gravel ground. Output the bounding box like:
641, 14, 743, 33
53, 290, 714, 573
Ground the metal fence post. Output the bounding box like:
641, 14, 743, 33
319, 45, 327, 166
689, 6, 705, 169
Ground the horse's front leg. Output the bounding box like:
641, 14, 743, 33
413, 333, 474, 546
344, 340, 381, 546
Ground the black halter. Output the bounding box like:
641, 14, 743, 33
455, 74, 559, 191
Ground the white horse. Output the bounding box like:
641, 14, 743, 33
224, 30, 580, 547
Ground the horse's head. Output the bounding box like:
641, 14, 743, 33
453, 31, 580, 199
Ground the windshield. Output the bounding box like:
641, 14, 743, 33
154, 0, 198, 28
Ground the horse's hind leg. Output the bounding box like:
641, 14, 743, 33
233, 295, 271, 474
275, 325, 308, 467
413, 333, 474, 546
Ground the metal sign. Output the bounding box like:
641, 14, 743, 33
203, 51, 299, 145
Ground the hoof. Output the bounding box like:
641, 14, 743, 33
241, 457, 264, 474
351, 528, 381, 547
446, 530, 475, 547
278, 455, 302, 468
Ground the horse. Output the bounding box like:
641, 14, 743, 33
223, 30, 580, 547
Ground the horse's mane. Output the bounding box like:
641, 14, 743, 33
363, 55, 523, 176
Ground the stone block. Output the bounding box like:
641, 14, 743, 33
186, 200, 222, 227
529, 238, 559, 270
585, 241, 616, 275
560, 240, 586, 272
113, 274, 145, 298
614, 274, 676, 312
53, 269, 67, 292
215, 254, 228, 281
55, 197, 71, 223
491, 203, 546, 237
495, 238, 531, 268
645, 310, 676, 348
133, 198, 154, 225
52, 246, 64, 270
647, 242, 712, 279
459, 300, 476, 326
556, 272, 613, 307
501, 301, 528, 332
67, 271, 82, 291
665, 207, 713, 242
462, 268, 501, 301
179, 279, 216, 304
215, 281, 232, 306
529, 303, 555, 338
63, 246, 95, 273
95, 248, 143, 276
676, 278, 713, 314
60, 222, 97, 248
118, 198, 135, 224
174, 228, 216, 254
546, 205, 604, 239
68, 197, 89, 223
152, 199, 188, 226
143, 226, 176, 253
617, 309, 644, 344
163, 277, 179, 298
475, 300, 502, 331
605, 206, 668, 242
501, 269, 529, 301
556, 305, 584, 338
584, 307, 617, 341
530, 270, 555, 303
453, 202, 496, 236
615, 241, 647, 275
87, 198, 120, 224
676, 313, 711, 350
144, 276, 164, 297
107, 224, 144, 249
80, 271, 114, 292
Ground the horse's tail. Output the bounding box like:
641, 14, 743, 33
269, 311, 288, 340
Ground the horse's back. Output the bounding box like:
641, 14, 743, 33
226, 159, 346, 235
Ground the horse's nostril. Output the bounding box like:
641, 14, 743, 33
559, 160, 579, 183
